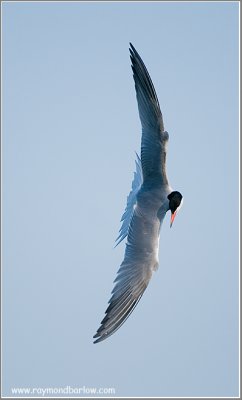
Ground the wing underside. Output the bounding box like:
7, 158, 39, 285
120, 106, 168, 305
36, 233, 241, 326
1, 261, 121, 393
93, 207, 160, 343
115, 153, 143, 247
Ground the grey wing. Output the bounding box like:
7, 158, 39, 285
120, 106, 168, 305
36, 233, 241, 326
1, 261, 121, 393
130, 43, 169, 184
93, 205, 163, 344
115, 153, 143, 247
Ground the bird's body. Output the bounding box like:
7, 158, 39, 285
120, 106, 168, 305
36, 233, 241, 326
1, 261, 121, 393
93, 43, 183, 344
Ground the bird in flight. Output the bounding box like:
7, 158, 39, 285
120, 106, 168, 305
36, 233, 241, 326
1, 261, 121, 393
93, 43, 183, 344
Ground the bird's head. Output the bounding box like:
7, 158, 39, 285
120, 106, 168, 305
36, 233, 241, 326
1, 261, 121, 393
167, 191, 183, 227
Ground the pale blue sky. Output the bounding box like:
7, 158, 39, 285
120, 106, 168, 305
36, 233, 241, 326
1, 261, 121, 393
2, 1, 239, 397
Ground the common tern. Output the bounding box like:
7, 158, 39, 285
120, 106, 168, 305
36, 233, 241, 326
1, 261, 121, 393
93, 43, 183, 344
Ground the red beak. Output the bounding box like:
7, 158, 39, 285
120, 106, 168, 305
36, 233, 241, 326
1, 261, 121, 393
170, 211, 177, 228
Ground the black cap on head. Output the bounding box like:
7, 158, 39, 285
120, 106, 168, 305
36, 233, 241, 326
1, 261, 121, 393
168, 191, 183, 213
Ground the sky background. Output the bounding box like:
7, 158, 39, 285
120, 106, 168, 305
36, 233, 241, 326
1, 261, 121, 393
2, 1, 239, 397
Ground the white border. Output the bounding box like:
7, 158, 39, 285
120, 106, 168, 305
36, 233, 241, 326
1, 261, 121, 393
1, 1, 240, 399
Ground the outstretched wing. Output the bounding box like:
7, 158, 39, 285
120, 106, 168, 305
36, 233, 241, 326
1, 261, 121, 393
115, 153, 143, 247
129, 43, 169, 184
93, 44, 170, 344
93, 201, 165, 344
